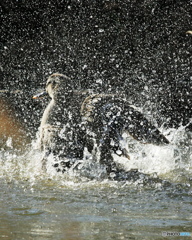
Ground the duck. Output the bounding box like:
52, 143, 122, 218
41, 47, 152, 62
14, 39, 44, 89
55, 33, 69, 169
33, 73, 88, 171
33, 73, 169, 175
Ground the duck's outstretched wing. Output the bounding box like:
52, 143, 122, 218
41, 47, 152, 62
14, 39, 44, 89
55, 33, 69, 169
81, 94, 169, 145
120, 104, 169, 145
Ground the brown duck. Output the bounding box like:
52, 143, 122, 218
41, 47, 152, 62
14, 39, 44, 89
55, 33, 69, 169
33, 73, 169, 174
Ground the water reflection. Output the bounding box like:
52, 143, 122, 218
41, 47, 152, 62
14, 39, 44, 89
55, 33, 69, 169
0, 178, 191, 240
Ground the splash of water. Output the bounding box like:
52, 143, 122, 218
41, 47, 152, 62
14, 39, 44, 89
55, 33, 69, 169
0, 127, 191, 187
114, 126, 191, 180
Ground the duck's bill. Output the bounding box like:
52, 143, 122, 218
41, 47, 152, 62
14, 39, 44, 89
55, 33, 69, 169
33, 91, 47, 99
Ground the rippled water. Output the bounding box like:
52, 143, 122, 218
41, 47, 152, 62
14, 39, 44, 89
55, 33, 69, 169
0, 127, 192, 239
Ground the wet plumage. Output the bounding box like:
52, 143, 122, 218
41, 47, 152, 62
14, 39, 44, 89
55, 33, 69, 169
35, 73, 169, 174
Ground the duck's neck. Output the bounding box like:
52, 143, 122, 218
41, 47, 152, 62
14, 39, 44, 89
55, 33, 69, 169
40, 98, 55, 127
41, 88, 92, 129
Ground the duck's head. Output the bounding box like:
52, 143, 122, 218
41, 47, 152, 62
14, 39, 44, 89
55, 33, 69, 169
45, 73, 72, 99
33, 73, 72, 100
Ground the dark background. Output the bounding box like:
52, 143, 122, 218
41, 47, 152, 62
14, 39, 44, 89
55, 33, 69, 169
0, 0, 191, 140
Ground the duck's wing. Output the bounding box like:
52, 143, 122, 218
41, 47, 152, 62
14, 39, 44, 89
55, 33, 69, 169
81, 94, 169, 145
118, 104, 169, 145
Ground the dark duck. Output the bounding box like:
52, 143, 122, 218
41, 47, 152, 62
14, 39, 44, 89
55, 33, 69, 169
34, 73, 169, 177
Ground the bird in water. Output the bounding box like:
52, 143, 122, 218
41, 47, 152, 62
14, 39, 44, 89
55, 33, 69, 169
33, 73, 169, 178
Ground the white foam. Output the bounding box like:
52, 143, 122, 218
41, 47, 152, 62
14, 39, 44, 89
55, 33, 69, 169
113, 144, 175, 175
0, 127, 191, 184
113, 128, 191, 177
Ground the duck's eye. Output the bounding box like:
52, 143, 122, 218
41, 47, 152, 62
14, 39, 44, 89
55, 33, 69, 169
46, 80, 57, 89
51, 80, 57, 89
